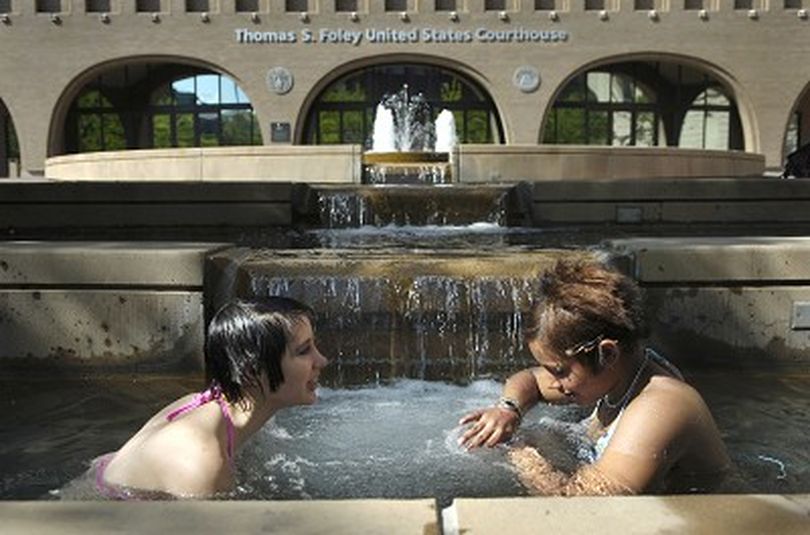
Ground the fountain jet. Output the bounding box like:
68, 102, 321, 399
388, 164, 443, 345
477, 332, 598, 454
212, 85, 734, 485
364, 84, 457, 184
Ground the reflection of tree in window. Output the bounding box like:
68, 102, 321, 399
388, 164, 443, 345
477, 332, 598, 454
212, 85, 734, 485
318, 111, 340, 143
341, 111, 365, 143
149, 74, 259, 148
679, 86, 732, 150
305, 63, 502, 147
440, 78, 462, 102
544, 61, 743, 150
66, 68, 261, 153
322, 81, 366, 102
544, 68, 660, 147
76, 90, 126, 152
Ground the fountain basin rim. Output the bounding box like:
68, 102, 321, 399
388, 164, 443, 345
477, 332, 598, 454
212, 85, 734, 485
363, 152, 450, 164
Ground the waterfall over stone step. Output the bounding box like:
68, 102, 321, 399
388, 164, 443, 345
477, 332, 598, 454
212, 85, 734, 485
207, 247, 596, 386
297, 184, 528, 228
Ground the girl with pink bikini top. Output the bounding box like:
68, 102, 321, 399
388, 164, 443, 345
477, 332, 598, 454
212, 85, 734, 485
87, 297, 328, 500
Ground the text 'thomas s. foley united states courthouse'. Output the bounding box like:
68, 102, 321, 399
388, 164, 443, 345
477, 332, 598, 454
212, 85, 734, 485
1, 0, 809, 178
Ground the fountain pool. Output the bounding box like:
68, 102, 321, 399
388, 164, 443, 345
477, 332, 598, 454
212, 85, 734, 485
3, 372, 809, 501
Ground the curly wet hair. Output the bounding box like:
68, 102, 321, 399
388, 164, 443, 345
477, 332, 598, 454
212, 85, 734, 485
524, 259, 648, 369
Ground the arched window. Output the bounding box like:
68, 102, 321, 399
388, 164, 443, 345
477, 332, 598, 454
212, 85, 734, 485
148, 74, 260, 148
304, 63, 503, 147
679, 86, 738, 150
543, 61, 744, 151
543, 69, 662, 146
64, 64, 261, 154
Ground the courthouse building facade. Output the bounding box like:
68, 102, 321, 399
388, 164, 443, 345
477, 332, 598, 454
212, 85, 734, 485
1, 0, 810, 177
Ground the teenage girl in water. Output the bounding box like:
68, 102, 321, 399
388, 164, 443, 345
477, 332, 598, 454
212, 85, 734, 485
93, 297, 328, 499
458, 259, 734, 495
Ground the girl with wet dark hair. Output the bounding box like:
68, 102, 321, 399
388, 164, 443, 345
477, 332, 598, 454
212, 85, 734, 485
459, 259, 734, 495
92, 296, 328, 499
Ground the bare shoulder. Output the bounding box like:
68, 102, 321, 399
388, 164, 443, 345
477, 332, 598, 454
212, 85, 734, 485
646, 374, 708, 411
597, 374, 722, 492
138, 420, 228, 496
615, 375, 704, 432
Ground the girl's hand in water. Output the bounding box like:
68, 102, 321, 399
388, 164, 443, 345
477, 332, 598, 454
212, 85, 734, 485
457, 407, 520, 449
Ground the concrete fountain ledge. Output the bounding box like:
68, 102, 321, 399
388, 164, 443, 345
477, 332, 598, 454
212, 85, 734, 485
0, 241, 227, 369
2, 494, 808, 534
43, 145, 764, 183
6, 237, 810, 371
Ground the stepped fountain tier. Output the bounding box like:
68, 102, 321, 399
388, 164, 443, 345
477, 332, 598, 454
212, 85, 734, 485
362, 152, 450, 165
207, 247, 595, 386
362, 151, 453, 184
307, 183, 520, 228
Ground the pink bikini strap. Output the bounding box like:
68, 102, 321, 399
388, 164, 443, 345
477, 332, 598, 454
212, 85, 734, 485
166, 384, 236, 461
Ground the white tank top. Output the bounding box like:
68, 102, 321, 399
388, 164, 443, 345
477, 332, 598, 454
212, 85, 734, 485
588, 348, 683, 461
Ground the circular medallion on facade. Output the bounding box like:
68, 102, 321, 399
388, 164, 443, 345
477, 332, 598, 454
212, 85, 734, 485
266, 67, 294, 95
513, 66, 541, 93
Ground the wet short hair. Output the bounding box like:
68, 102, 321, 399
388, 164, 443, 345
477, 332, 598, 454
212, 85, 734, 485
205, 297, 314, 403
524, 259, 648, 370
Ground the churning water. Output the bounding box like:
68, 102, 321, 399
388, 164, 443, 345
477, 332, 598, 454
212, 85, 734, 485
3, 372, 808, 500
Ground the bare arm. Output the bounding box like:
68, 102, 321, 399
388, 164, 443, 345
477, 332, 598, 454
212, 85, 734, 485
590, 380, 696, 492
458, 367, 569, 449
509, 378, 698, 495
508, 446, 633, 496
500, 367, 546, 411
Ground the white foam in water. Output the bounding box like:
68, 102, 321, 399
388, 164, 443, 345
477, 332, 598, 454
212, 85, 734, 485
309, 226, 519, 253
233, 379, 587, 502
316, 222, 504, 237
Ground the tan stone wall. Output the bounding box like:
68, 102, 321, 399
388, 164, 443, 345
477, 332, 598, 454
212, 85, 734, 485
46, 145, 362, 182
44, 144, 764, 182
610, 237, 810, 367
1, 0, 808, 174
457, 144, 765, 182
0, 242, 223, 368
